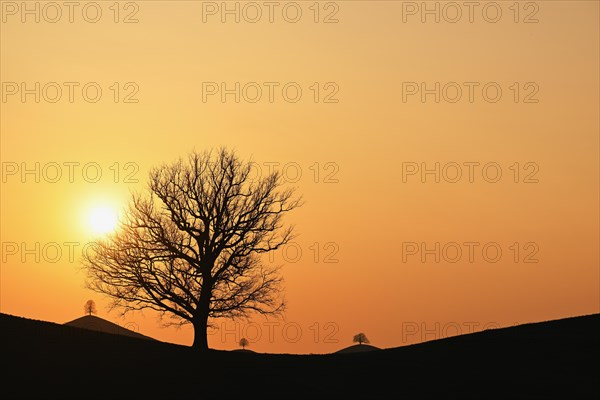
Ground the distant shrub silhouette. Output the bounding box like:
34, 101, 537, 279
353, 333, 369, 345
84, 300, 97, 316
239, 338, 249, 350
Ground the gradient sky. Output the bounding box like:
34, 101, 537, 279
1, 1, 598, 354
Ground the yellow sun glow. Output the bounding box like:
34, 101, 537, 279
88, 206, 118, 235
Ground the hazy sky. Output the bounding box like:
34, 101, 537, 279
1, 1, 598, 353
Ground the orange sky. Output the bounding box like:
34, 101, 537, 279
1, 1, 598, 354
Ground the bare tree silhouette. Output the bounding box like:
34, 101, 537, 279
239, 338, 249, 350
83, 148, 302, 351
84, 300, 97, 316
353, 333, 370, 345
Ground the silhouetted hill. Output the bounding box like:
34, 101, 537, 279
335, 343, 380, 353
231, 348, 256, 353
1, 313, 598, 398
64, 315, 156, 341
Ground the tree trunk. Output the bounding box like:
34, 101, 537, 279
192, 284, 212, 351
192, 314, 209, 351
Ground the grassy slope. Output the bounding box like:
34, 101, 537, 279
1, 313, 598, 398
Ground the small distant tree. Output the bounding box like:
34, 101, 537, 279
239, 338, 249, 350
84, 300, 97, 316
353, 333, 369, 345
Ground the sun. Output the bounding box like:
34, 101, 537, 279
88, 205, 118, 235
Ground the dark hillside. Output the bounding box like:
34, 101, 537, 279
1, 313, 598, 398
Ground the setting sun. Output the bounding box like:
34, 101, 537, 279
88, 206, 118, 235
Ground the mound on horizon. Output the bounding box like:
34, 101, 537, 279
231, 348, 256, 353
335, 343, 381, 354
64, 315, 156, 341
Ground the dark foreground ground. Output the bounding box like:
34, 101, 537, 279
1, 312, 598, 398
